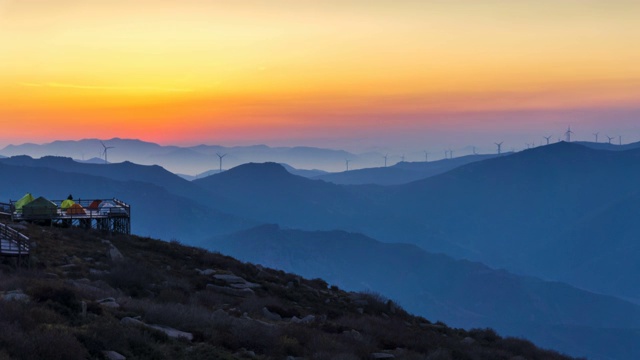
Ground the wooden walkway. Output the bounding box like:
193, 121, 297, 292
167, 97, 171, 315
6, 198, 131, 235
0, 223, 29, 268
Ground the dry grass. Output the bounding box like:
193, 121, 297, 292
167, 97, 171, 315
0, 224, 578, 360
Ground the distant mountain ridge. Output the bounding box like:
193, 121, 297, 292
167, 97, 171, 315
314, 153, 505, 185
0, 138, 385, 174
193, 143, 640, 303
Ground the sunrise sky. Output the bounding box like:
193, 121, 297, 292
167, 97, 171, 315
1, 0, 639, 153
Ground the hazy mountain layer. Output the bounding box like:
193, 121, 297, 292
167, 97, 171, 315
194, 143, 640, 302
0, 138, 382, 174
315, 153, 503, 185
209, 224, 640, 360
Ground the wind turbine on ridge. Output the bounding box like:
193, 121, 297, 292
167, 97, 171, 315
593, 132, 599, 143
216, 153, 227, 173
495, 142, 503, 155
606, 135, 614, 144
565, 126, 574, 142
100, 141, 114, 164
543, 136, 552, 145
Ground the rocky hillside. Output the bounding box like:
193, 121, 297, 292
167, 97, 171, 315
0, 224, 576, 360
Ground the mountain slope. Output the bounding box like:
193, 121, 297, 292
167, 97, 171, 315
208, 225, 640, 360
0, 225, 574, 360
382, 142, 640, 300
193, 162, 379, 231
315, 153, 503, 185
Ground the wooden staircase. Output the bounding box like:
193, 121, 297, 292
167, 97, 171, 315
0, 223, 30, 268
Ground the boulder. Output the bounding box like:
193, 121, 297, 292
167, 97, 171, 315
213, 274, 247, 284
107, 245, 124, 262
262, 307, 282, 321
120, 317, 192, 341
120, 317, 145, 326
2, 290, 30, 302
147, 324, 193, 341
102, 350, 126, 360
97, 297, 120, 308
371, 353, 395, 359
290, 315, 315, 324
206, 284, 254, 297
196, 268, 216, 276
230, 282, 260, 289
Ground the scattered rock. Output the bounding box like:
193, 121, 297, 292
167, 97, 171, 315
213, 274, 247, 284
389, 302, 398, 314
81, 301, 87, 318
44, 272, 59, 279
229, 282, 260, 289
97, 297, 120, 308
147, 324, 193, 341
120, 317, 192, 340
212, 273, 260, 288
89, 268, 110, 275
120, 317, 144, 327
235, 349, 256, 358
2, 290, 30, 302
342, 329, 363, 341
196, 268, 216, 276
290, 315, 315, 324
102, 351, 126, 360
107, 244, 124, 262
59, 263, 77, 269
371, 353, 395, 359
262, 307, 282, 321
206, 284, 254, 297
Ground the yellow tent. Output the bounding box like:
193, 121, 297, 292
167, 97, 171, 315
61, 199, 75, 209
15, 193, 35, 211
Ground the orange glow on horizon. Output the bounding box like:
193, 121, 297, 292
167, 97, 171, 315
1, 1, 640, 146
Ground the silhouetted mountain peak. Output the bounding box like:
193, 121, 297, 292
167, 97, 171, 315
211, 162, 293, 181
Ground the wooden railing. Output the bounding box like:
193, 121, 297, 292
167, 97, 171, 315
9, 198, 130, 220
0, 222, 30, 257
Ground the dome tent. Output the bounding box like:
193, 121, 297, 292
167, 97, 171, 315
66, 203, 85, 215
99, 201, 126, 215
22, 196, 57, 217
14, 193, 35, 212
88, 200, 102, 210
61, 199, 75, 210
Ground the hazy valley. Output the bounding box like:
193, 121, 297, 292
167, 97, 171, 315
1, 139, 639, 359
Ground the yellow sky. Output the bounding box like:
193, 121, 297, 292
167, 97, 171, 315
1, 0, 639, 147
